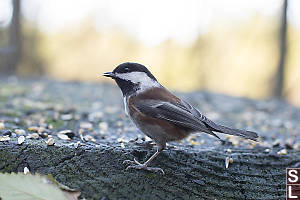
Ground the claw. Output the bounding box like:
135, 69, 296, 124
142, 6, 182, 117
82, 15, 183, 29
123, 160, 134, 165
123, 159, 165, 175
133, 158, 142, 165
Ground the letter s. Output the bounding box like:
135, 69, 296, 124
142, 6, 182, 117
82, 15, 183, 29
288, 170, 298, 183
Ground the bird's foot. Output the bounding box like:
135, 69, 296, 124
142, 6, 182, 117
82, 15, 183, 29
123, 158, 165, 175
129, 140, 155, 148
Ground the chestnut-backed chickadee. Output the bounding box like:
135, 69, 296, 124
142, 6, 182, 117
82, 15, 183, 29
103, 62, 258, 174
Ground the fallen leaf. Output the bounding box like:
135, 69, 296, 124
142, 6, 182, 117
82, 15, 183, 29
0, 173, 68, 200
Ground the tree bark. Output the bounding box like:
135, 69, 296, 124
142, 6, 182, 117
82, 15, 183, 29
3, 0, 22, 74
273, 0, 288, 98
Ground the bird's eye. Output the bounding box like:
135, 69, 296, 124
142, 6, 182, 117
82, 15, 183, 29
124, 67, 129, 72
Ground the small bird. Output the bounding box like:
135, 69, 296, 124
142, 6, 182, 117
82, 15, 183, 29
103, 62, 258, 174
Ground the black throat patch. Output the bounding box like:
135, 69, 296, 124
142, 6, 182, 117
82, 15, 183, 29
114, 78, 139, 96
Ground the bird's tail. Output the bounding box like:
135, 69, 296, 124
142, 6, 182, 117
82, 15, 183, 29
212, 125, 259, 141
203, 119, 259, 141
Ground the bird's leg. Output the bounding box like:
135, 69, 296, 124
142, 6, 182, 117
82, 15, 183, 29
131, 140, 155, 149
123, 146, 165, 174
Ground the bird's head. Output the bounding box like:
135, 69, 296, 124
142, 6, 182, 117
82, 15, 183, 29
103, 62, 160, 96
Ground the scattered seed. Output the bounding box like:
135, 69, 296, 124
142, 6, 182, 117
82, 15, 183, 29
26, 133, 39, 139
120, 143, 125, 148
200, 139, 205, 144
0, 135, 10, 142
116, 121, 123, 127
78, 128, 84, 135
0, 122, 4, 130
277, 149, 287, 155
28, 126, 45, 133
105, 107, 118, 114
225, 157, 230, 168
74, 141, 81, 148
229, 158, 234, 164
99, 122, 108, 133
228, 137, 240, 146
23, 167, 30, 175
15, 129, 26, 135
88, 111, 103, 122
46, 138, 55, 146
58, 130, 74, 136
117, 137, 129, 143
117, 128, 122, 134
74, 114, 80, 120
57, 133, 70, 140
293, 143, 300, 150
54, 112, 59, 120
144, 136, 152, 142
61, 114, 73, 121
48, 124, 54, 130
226, 135, 232, 140
249, 140, 258, 147
40, 132, 48, 138
260, 141, 271, 148
226, 149, 232, 153
264, 148, 270, 153
18, 136, 25, 145
83, 135, 96, 142
80, 122, 93, 130
78, 129, 84, 141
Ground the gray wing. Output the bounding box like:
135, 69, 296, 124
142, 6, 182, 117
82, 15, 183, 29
135, 99, 221, 139
135, 99, 258, 141
178, 100, 258, 141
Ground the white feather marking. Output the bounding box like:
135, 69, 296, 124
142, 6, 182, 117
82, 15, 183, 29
123, 96, 129, 116
116, 72, 160, 93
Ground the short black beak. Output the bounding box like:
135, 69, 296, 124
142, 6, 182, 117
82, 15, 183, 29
103, 72, 116, 79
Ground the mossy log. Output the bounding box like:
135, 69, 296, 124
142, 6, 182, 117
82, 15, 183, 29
0, 79, 300, 199
1, 138, 299, 199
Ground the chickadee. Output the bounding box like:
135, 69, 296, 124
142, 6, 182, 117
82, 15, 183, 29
103, 62, 258, 174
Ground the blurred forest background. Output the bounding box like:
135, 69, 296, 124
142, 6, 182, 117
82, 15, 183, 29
0, 0, 300, 106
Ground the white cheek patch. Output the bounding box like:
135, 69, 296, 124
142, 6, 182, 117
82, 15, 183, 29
116, 72, 160, 92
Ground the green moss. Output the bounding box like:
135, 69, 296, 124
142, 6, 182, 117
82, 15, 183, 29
0, 95, 8, 102
0, 110, 21, 117
45, 118, 64, 129
0, 150, 19, 173
146, 173, 157, 179
0, 84, 27, 96
20, 105, 34, 112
